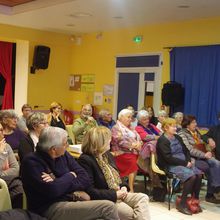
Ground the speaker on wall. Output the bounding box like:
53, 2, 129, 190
162, 81, 184, 107
31, 45, 50, 73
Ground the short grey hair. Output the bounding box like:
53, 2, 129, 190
26, 112, 46, 131
136, 110, 149, 121
0, 109, 18, 123
38, 126, 68, 152
173, 112, 183, 119
118, 109, 132, 120
99, 109, 110, 118
158, 110, 167, 117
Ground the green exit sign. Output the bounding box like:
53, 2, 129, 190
133, 35, 143, 43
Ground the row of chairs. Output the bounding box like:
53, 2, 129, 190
0, 178, 12, 211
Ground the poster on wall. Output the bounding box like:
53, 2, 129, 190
103, 84, 114, 96
94, 92, 103, 105
69, 75, 81, 91
81, 74, 95, 83
81, 83, 95, 92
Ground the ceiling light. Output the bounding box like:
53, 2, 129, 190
69, 12, 92, 18
178, 5, 190, 9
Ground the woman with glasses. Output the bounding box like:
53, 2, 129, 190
18, 112, 48, 162
0, 109, 25, 152
47, 102, 65, 130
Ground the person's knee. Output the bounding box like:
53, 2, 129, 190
137, 193, 149, 203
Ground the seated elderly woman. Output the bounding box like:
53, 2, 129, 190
111, 109, 142, 192
18, 112, 48, 162
0, 110, 25, 152
97, 109, 116, 129
157, 118, 203, 215
72, 104, 98, 144
156, 110, 168, 133
47, 102, 65, 130
173, 112, 184, 132
0, 122, 23, 208
136, 110, 161, 142
178, 115, 220, 204
135, 110, 162, 187
78, 126, 150, 220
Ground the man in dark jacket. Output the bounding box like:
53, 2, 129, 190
21, 126, 119, 220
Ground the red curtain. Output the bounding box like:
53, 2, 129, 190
0, 41, 13, 109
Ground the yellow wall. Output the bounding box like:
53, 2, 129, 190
0, 23, 73, 111
1, 16, 220, 114
71, 16, 220, 114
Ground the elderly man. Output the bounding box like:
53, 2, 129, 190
72, 104, 98, 144
17, 104, 32, 133
21, 126, 119, 220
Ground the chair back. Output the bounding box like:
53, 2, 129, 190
0, 178, 12, 211
66, 124, 75, 144
150, 153, 166, 175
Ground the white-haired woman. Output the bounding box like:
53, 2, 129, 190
97, 109, 116, 129
173, 112, 184, 132
18, 112, 48, 162
135, 110, 161, 170
156, 110, 168, 133
111, 109, 142, 192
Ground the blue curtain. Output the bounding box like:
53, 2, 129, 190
170, 45, 220, 126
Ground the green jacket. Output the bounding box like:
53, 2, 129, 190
72, 117, 98, 144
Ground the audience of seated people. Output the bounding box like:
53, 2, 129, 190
203, 112, 220, 161
17, 104, 32, 134
78, 126, 150, 220
156, 118, 203, 215
2, 103, 220, 218
96, 109, 116, 129
173, 112, 184, 132
72, 104, 98, 144
47, 102, 66, 130
0, 110, 25, 153
178, 115, 220, 203
20, 126, 120, 220
111, 109, 142, 192
18, 112, 48, 162
156, 110, 168, 133
0, 122, 23, 208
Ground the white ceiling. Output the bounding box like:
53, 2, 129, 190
0, 0, 220, 35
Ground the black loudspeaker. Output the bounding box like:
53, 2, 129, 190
162, 81, 184, 107
31, 45, 50, 73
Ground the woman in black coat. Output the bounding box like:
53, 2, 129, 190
156, 118, 203, 215
78, 126, 150, 220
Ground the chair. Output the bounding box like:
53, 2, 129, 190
66, 124, 75, 144
151, 153, 180, 210
0, 178, 12, 211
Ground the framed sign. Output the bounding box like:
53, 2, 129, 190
69, 75, 81, 91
